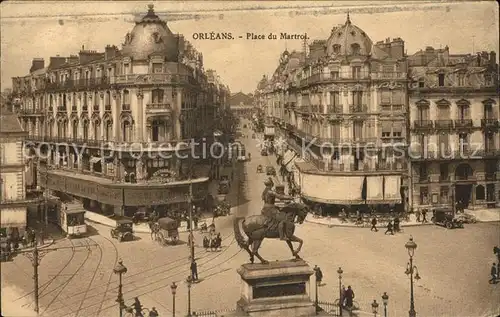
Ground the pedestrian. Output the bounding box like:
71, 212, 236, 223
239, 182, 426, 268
490, 263, 497, 284
191, 260, 198, 281
344, 285, 355, 310
314, 265, 323, 286
341, 285, 347, 307
193, 214, 199, 230
370, 217, 378, 232
415, 209, 421, 222
385, 221, 394, 235
149, 307, 159, 317
133, 297, 143, 317
393, 216, 400, 233
421, 209, 428, 223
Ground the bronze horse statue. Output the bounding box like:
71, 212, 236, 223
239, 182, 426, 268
233, 202, 309, 264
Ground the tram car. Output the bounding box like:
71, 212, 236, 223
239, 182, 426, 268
58, 204, 87, 238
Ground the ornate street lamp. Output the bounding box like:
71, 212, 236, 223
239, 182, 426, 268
170, 282, 177, 317
405, 236, 420, 317
113, 259, 128, 317
371, 300, 379, 317
337, 267, 343, 316
186, 275, 193, 317
381, 292, 389, 317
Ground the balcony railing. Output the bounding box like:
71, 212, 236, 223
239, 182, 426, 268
122, 104, 131, 111
82, 105, 88, 111
455, 119, 473, 128
14, 108, 45, 115
371, 72, 407, 79
57, 106, 67, 113
146, 103, 172, 112
297, 106, 309, 112
434, 119, 454, 129
111, 74, 198, 86
45, 77, 111, 91
481, 118, 499, 128
311, 105, 320, 113
327, 105, 343, 114
413, 120, 433, 129
25, 136, 194, 150
349, 104, 368, 113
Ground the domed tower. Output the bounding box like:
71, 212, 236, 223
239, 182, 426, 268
121, 4, 178, 61
325, 13, 373, 57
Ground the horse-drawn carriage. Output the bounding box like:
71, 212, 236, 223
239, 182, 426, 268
151, 217, 179, 246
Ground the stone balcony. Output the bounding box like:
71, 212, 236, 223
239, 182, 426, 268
146, 103, 173, 114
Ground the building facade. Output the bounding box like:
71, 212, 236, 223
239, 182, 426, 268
262, 14, 409, 213
261, 14, 500, 213
12, 5, 230, 217
0, 111, 30, 236
408, 47, 499, 210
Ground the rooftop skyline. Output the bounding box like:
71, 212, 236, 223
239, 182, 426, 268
1, 1, 498, 94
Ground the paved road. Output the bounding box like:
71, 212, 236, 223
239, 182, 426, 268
2, 122, 500, 317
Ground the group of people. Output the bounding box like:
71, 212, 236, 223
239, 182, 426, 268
203, 232, 222, 251
127, 297, 159, 317
490, 246, 500, 284
313, 265, 357, 311
369, 216, 402, 235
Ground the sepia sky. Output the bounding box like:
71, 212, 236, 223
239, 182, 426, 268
1, 1, 498, 94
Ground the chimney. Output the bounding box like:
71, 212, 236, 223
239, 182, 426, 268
49, 56, 67, 69
30, 58, 45, 73
390, 38, 404, 59
105, 45, 119, 60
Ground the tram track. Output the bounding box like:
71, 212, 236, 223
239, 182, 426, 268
39, 238, 93, 316
16, 230, 78, 303
94, 234, 120, 317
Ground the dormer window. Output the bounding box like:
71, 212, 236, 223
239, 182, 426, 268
438, 73, 445, 87
152, 63, 163, 73
350, 31, 356, 36
351, 43, 361, 55
332, 44, 341, 54
418, 78, 425, 88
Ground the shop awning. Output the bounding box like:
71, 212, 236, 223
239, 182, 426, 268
90, 157, 102, 164
383, 175, 402, 203
0, 208, 27, 228
367, 176, 384, 201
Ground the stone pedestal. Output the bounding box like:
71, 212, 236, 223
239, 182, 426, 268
235, 260, 316, 317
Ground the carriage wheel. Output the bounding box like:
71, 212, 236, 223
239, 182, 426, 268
445, 221, 453, 229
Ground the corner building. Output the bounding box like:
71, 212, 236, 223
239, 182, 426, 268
263, 15, 409, 213
12, 5, 230, 217
408, 47, 499, 210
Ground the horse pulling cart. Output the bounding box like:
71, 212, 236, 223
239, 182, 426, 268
152, 217, 179, 246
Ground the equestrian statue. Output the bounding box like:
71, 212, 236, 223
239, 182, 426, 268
233, 178, 309, 264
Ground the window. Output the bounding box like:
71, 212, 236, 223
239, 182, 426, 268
152, 63, 163, 73
380, 91, 391, 104
123, 90, 130, 106
72, 121, 78, 138
440, 163, 448, 180
440, 186, 449, 203
392, 131, 402, 138
459, 133, 469, 153
438, 73, 445, 87
382, 132, 391, 138
352, 91, 363, 106
417, 106, 429, 121
353, 121, 363, 140
458, 73, 466, 86
420, 186, 429, 205
330, 91, 340, 106
392, 91, 404, 105
352, 66, 361, 79
351, 43, 361, 55
330, 71, 339, 79
419, 163, 428, 181
330, 122, 341, 140
458, 105, 470, 120
105, 91, 111, 106
332, 44, 341, 54
439, 133, 449, 154
485, 132, 495, 151
484, 104, 493, 119
152, 89, 164, 104
93, 122, 100, 140
476, 185, 485, 200
123, 64, 129, 75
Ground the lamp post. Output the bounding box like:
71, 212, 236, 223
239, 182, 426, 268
405, 236, 421, 317
315, 268, 319, 314
381, 292, 389, 317
186, 275, 193, 317
113, 260, 128, 317
371, 300, 379, 317
337, 267, 343, 316
170, 282, 177, 317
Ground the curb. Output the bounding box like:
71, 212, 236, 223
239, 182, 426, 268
305, 219, 499, 228
85, 218, 205, 234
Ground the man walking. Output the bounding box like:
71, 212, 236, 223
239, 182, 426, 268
190, 260, 198, 281
490, 263, 497, 284
421, 209, 428, 223
370, 217, 378, 232
385, 221, 394, 235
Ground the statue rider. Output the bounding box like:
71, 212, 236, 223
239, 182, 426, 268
262, 178, 294, 240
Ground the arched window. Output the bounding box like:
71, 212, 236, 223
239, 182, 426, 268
72, 120, 78, 139
122, 119, 132, 142
93, 121, 100, 140
83, 120, 89, 140
83, 92, 88, 107
105, 91, 111, 107
105, 121, 112, 141
351, 43, 361, 55
122, 90, 131, 111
